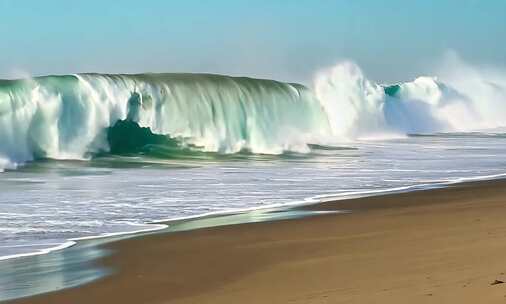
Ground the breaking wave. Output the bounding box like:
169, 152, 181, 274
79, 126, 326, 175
1, 56, 506, 171
315, 56, 506, 139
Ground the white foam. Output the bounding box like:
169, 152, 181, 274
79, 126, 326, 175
0, 223, 168, 261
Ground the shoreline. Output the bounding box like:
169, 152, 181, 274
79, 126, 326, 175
5, 170, 506, 263
0, 182, 423, 263
5, 178, 506, 303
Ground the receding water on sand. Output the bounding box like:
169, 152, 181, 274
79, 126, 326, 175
0, 207, 337, 301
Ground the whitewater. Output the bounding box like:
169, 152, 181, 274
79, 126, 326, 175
1, 55, 506, 264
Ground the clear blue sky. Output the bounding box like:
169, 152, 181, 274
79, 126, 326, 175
1, 0, 505, 83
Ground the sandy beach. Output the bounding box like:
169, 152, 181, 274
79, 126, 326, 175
8, 180, 506, 304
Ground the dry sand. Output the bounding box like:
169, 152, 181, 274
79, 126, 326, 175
9, 180, 506, 303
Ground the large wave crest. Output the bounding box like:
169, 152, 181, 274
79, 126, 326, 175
1, 55, 505, 171
0, 73, 330, 170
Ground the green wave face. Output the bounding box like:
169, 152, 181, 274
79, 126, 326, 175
383, 84, 401, 97
0, 73, 332, 168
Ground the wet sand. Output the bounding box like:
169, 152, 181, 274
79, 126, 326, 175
9, 180, 506, 303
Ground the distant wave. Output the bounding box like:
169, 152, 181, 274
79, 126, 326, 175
314, 58, 506, 139
1, 57, 506, 171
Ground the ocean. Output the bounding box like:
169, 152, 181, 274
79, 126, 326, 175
1, 61, 506, 261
